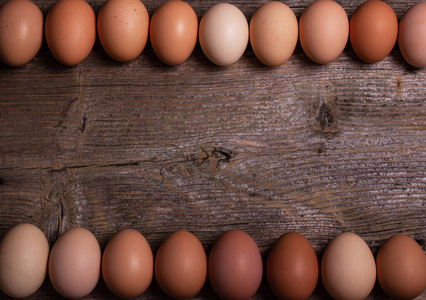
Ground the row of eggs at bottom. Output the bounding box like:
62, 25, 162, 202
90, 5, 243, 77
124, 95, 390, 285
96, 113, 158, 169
1, 0, 426, 68
0, 224, 425, 300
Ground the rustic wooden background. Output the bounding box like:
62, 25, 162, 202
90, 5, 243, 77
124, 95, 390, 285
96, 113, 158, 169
0, 0, 425, 299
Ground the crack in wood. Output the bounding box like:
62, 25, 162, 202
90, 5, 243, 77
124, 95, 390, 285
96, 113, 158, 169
79, 111, 87, 133
57, 200, 64, 239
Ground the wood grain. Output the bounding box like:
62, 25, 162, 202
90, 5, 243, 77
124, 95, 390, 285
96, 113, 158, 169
0, 0, 425, 299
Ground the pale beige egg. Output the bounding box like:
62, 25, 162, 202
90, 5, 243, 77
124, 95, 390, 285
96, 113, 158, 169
0, 224, 49, 298
321, 232, 376, 300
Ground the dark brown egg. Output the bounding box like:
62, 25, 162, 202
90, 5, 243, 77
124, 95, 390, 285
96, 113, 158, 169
208, 229, 263, 300
377, 234, 426, 300
349, 0, 398, 63
266, 232, 318, 300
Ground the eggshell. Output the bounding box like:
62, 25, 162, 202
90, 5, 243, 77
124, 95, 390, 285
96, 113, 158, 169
266, 232, 318, 300
102, 229, 153, 298
376, 234, 426, 300
45, 0, 96, 66
48, 227, 101, 299
299, 0, 349, 64
249, 1, 298, 67
398, 2, 426, 68
321, 232, 376, 300
97, 0, 149, 62
350, 0, 398, 63
155, 230, 207, 299
0, 0, 43, 67
208, 229, 262, 300
199, 3, 249, 66
150, 0, 198, 66
0, 224, 49, 298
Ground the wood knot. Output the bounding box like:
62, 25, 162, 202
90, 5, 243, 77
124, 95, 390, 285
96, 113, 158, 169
315, 101, 337, 133
188, 146, 237, 172
212, 148, 237, 169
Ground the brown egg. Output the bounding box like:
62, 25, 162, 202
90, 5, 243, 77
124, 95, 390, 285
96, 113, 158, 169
321, 232, 376, 300
299, 0, 349, 64
266, 232, 318, 300
350, 0, 398, 63
98, 0, 149, 62
0, 0, 43, 67
48, 227, 101, 299
249, 1, 298, 67
155, 230, 207, 299
0, 224, 49, 298
45, 0, 96, 66
376, 234, 426, 300
150, 0, 198, 66
398, 2, 426, 68
209, 229, 263, 300
102, 229, 153, 298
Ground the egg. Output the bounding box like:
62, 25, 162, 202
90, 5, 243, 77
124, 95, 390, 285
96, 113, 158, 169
102, 229, 153, 298
350, 0, 398, 63
0, 224, 49, 298
155, 230, 207, 299
150, 0, 198, 66
249, 1, 298, 67
398, 3, 426, 68
208, 229, 262, 300
321, 232, 376, 300
299, 0, 349, 64
266, 232, 318, 300
48, 227, 101, 299
376, 234, 426, 300
97, 0, 149, 62
45, 0, 96, 66
199, 3, 249, 66
0, 0, 43, 67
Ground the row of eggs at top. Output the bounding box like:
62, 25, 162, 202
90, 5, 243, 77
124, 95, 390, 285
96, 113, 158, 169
0, 0, 426, 68
0, 223, 425, 300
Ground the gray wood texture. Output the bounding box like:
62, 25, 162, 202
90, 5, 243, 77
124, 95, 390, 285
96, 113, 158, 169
0, 0, 425, 299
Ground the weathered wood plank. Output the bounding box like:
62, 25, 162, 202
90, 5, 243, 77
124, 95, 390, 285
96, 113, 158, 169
0, 0, 425, 299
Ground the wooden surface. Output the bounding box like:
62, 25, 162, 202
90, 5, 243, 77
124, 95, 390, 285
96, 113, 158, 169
0, 0, 425, 299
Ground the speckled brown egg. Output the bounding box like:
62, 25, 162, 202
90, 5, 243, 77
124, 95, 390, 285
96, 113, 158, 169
0, 0, 43, 67
250, 1, 298, 67
266, 232, 318, 300
376, 234, 426, 300
45, 0, 96, 66
208, 229, 263, 300
155, 230, 207, 299
150, 0, 198, 66
98, 0, 149, 62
